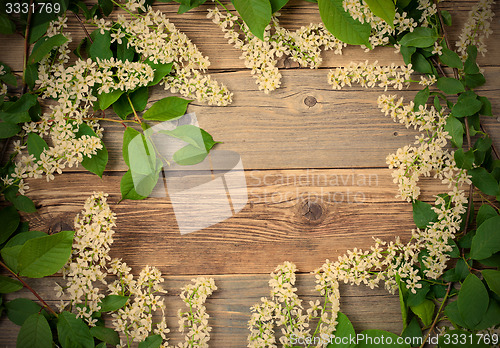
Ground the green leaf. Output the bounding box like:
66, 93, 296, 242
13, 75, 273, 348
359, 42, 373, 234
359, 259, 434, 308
412, 200, 437, 229
453, 148, 474, 170
363, 0, 395, 28
410, 299, 434, 327
451, 92, 482, 118
482, 270, 500, 297
441, 10, 452, 26
407, 283, 430, 307
29, 34, 69, 64
98, 0, 114, 16
438, 329, 489, 348
90, 30, 113, 60
17, 230, 75, 278
138, 335, 162, 348
98, 89, 124, 110
399, 45, 415, 65
474, 299, 500, 330
439, 47, 463, 69
160, 125, 219, 152
437, 77, 465, 95
6, 298, 42, 326
142, 96, 191, 121
27, 133, 49, 160
0, 122, 21, 139
401, 317, 422, 343
465, 73, 485, 89
326, 312, 354, 348
478, 96, 492, 116
469, 167, 500, 197
0, 206, 20, 244
476, 204, 498, 227
116, 36, 135, 62
444, 116, 463, 148
1, 231, 47, 273
413, 87, 429, 111
123, 127, 141, 167
464, 46, 479, 74
24, 64, 39, 90
231, 0, 272, 40
57, 311, 95, 348
270, 0, 289, 13
457, 273, 489, 329
90, 326, 120, 346
318, 0, 372, 47
173, 144, 209, 165
113, 87, 148, 119
399, 27, 438, 48
470, 216, 500, 260
76, 123, 108, 177
396, 274, 408, 329
13, 195, 37, 213
410, 53, 432, 74
356, 330, 410, 347
98, 295, 129, 312
177, 0, 208, 14
0, 275, 23, 293
28, 16, 50, 44
0, 93, 38, 123
120, 170, 147, 201
0, 13, 16, 34
145, 61, 173, 86
454, 258, 470, 281
16, 313, 52, 348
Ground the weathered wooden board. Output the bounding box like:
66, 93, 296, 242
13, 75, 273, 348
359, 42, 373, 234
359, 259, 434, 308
22, 168, 449, 275
0, 274, 403, 347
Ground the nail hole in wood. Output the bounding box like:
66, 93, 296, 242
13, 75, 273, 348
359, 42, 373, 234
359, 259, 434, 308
304, 96, 317, 107
393, 131, 398, 136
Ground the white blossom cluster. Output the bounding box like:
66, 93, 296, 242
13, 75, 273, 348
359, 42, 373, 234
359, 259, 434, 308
248, 262, 340, 348
56, 193, 216, 348
176, 277, 217, 348
343, 0, 418, 49
56, 192, 117, 325
0, 65, 7, 96
98, 1, 232, 105
328, 61, 414, 91
108, 260, 170, 346
455, 0, 495, 60
208, 6, 346, 94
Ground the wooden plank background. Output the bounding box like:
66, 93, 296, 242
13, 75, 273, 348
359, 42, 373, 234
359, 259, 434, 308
1, 0, 499, 346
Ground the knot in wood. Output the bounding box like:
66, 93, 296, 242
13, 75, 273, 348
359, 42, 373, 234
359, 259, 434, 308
304, 96, 317, 107
300, 200, 323, 222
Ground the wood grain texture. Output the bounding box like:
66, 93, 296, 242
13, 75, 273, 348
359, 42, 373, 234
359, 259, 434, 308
21, 168, 449, 275
0, 274, 403, 348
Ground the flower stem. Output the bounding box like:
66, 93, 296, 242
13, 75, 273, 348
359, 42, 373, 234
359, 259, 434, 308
419, 282, 452, 348
0, 260, 58, 317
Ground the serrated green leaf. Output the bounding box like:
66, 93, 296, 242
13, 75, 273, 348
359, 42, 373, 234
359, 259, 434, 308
98, 295, 129, 312
410, 299, 434, 326
465, 73, 485, 89
0, 275, 23, 293
457, 273, 489, 329
399, 45, 415, 65
6, 298, 42, 326
270, 0, 289, 13
437, 77, 465, 95
407, 283, 430, 307
411, 53, 432, 74
231, 0, 272, 40
76, 123, 108, 177
90, 30, 113, 60
451, 94, 482, 118
469, 167, 500, 197
478, 96, 492, 116
98, 89, 124, 110
444, 115, 463, 148
453, 148, 474, 170
57, 311, 95, 348
29, 34, 68, 64
482, 270, 500, 297
17, 230, 74, 278
138, 334, 162, 348
27, 133, 49, 160
142, 96, 191, 121
98, 0, 113, 16
90, 326, 120, 346
326, 312, 354, 348
412, 200, 437, 229
439, 47, 463, 69
13, 195, 36, 213
0, 122, 21, 138
16, 313, 52, 348
120, 170, 147, 201
177, 0, 208, 14
24, 64, 39, 90
476, 204, 498, 227
0, 206, 20, 244
363, 0, 395, 28
399, 27, 438, 47
318, 0, 372, 47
